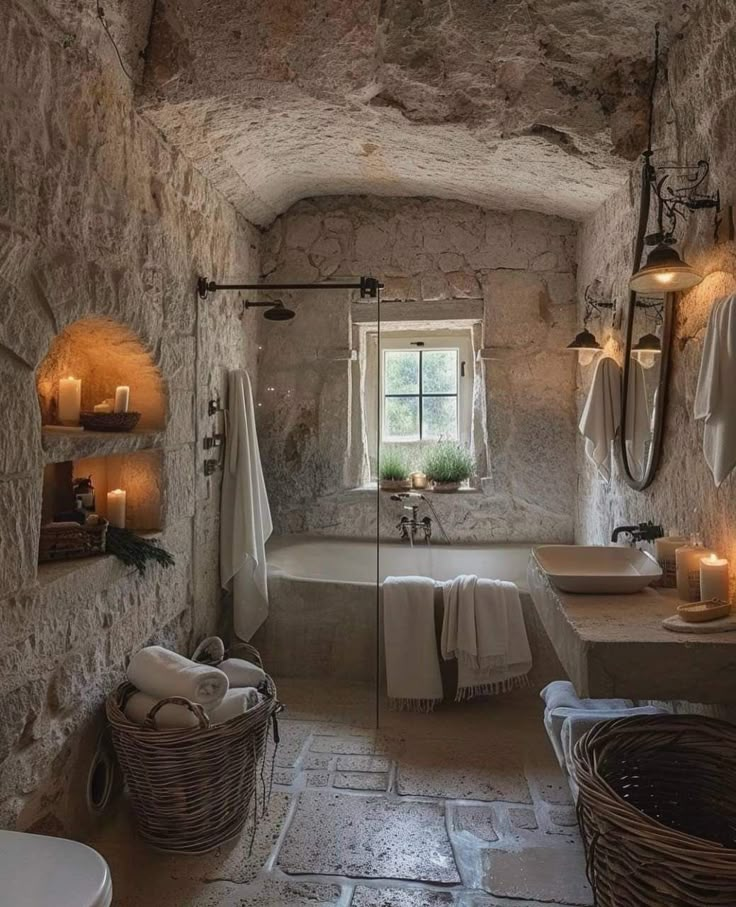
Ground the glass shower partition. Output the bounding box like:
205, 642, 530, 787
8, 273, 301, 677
251, 278, 382, 729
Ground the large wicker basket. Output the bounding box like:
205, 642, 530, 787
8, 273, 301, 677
106, 648, 278, 853
574, 714, 736, 906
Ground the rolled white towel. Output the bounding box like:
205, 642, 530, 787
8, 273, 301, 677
218, 657, 266, 688
127, 646, 229, 707
540, 680, 632, 712
124, 691, 203, 730
207, 687, 261, 724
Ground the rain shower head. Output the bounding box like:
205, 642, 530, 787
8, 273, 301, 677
244, 300, 296, 321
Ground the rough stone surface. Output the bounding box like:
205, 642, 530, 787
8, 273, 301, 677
574, 0, 736, 608
279, 790, 460, 882
139, 1, 692, 226
0, 0, 260, 830
258, 196, 577, 544
482, 845, 593, 905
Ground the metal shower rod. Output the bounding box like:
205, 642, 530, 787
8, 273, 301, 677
197, 276, 383, 299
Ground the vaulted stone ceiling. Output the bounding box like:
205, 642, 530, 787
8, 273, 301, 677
139, 0, 694, 226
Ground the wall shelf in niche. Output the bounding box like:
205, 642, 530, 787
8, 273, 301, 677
41, 427, 165, 464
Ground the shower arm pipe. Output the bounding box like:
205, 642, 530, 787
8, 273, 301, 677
197, 276, 383, 299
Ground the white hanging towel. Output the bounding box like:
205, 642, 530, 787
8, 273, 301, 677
694, 294, 736, 486
624, 358, 652, 476
579, 356, 621, 482
441, 575, 531, 700
220, 370, 273, 641
383, 576, 443, 712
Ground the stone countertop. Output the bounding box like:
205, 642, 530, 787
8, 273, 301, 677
528, 559, 736, 704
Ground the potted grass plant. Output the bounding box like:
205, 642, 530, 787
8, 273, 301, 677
378, 446, 411, 492
422, 441, 474, 492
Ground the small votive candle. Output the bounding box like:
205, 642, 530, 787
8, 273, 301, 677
700, 553, 730, 603
58, 376, 82, 425
107, 489, 126, 528
94, 402, 113, 413
114, 386, 130, 413
410, 471, 428, 490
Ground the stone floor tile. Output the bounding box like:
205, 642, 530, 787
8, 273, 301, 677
532, 775, 574, 806
303, 752, 335, 769
397, 740, 531, 803
310, 735, 384, 755
272, 720, 317, 767
336, 754, 392, 772
482, 845, 593, 905
453, 805, 498, 842
279, 790, 460, 883
548, 805, 579, 827
508, 807, 538, 830
219, 879, 341, 905
351, 886, 455, 906
273, 768, 297, 786
334, 771, 388, 791
305, 769, 331, 787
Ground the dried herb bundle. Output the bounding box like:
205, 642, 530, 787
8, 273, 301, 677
106, 526, 175, 575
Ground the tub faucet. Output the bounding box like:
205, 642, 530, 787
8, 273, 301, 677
611, 521, 664, 545
389, 492, 451, 545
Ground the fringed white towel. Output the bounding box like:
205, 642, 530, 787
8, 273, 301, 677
441, 575, 531, 701
540, 680, 633, 713
579, 356, 621, 482
127, 646, 229, 707
220, 370, 274, 641
625, 358, 652, 475
694, 294, 736, 486
383, 576, 443, 712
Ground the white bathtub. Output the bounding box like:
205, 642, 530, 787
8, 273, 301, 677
255, 536, 561, 685
266, 536, 532, 588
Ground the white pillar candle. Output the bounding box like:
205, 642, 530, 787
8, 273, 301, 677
114, 386, 130, 413
58, 377, 81, 425
107, 489, 126, 528
700, 553, 730, 602
676, 544, 711, 602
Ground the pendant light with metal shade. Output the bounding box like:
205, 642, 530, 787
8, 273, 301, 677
566, 327, 603, 366
631, 331, 662, 369
630, 242, 703, 293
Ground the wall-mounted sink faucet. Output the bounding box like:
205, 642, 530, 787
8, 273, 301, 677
389, 492, 451, 546
611, 521, 664, 545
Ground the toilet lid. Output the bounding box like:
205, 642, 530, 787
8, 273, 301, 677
0, 830, 112, 907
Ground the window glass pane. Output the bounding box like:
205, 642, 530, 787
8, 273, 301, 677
423, 396, 458, 440
385, 350, 419, 394
384, 396, 420, 441
422, 350, 457, 394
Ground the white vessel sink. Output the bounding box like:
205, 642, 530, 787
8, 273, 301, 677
532, 545, 662, 594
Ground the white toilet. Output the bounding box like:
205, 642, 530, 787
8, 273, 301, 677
0, 830, 112, 906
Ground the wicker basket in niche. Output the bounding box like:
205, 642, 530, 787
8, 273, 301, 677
79, 411, 141, 432
38, 518, 107, 562
106, 645, 278, 854
574, 714, 736, 906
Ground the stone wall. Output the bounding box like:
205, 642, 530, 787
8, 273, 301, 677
0, 0, 259, 831
258, 196, 578, 543
575, 0, 736, 574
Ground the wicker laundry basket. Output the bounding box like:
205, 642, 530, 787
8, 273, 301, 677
574, 714, 736, 906
106, 645, 278, 853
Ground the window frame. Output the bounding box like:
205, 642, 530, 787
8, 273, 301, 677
379, 333, 473, 445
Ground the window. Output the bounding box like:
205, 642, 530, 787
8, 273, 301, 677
381, 335, 472, 443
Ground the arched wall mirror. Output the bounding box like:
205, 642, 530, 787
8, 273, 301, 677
619, 290, 674, 489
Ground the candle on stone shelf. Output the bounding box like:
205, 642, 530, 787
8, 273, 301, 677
114, 386, 130, 413
58, 376, 82, 425
410, 471, 428, 490
107, 489, 126, 528
700, 553, 730, 603
94, 402, 113, 413
676, 541, 711, 602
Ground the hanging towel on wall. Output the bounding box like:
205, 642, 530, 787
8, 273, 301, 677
220, 370, 273, 640
695, 294, 736, 486
579, 356, 621, 482
383, 576, 443, 712
441, 575, 532, 700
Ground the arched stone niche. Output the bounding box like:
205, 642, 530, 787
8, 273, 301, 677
36, 317, 166, 429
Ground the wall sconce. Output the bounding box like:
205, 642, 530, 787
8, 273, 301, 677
566, 284, 616, 366
629, 28, 718, 294
631, 332, 661, 369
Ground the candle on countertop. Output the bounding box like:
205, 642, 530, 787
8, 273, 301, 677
676, 542, 712, 602
114, 386, 130, 413
58, 376, 81, 425
700, 553, 730, 603
94, 402, 113, 413
107, 489, 126, 528
654, 534, 688, 588
410, 471, 428, 490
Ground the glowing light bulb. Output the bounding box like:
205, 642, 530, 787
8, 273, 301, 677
654, 271, 676, 285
